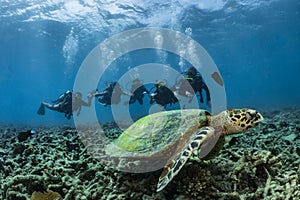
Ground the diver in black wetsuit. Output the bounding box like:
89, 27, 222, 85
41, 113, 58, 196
128, 79, 149, 105
150, 80, 178, 108
176, 66, 211, 107
94, 82, 131, 106
38, 90, 93, 119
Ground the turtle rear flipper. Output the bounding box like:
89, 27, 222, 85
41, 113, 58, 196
157, 126, 215, 192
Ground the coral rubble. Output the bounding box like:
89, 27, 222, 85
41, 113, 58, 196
0, 108, 299, 199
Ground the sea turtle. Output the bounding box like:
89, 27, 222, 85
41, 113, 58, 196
105, 108, 264, 192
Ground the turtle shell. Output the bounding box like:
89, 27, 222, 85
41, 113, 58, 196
106, 109, 211, 157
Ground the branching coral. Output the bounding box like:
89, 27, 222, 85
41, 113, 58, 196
176, 163, 212, 198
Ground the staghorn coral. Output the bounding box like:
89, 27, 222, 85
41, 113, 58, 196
177, 163, 212, 199
0, 109, 300, 199
3, 174, 44, 199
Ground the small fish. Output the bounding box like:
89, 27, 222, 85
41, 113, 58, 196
18, 129, 38, 142
211, 72, 224, 86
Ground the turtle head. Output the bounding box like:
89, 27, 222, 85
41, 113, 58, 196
224, 108, 264, 135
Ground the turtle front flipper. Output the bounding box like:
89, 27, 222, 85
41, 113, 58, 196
157, 126, 214, 192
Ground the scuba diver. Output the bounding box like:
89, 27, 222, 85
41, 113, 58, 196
94, 82, 131, 106
175, 66, 211, 107
37, 90, 93, 119
150, 80, 178, 108
128, 78, 149, 105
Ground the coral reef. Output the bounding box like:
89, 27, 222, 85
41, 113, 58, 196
0, 108, 299, 199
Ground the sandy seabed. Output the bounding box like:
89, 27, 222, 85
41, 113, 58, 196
0, 108, 299, 200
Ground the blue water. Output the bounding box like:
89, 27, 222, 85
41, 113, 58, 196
0, 0, 299, 126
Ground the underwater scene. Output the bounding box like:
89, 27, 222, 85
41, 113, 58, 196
0, 0, 300, 199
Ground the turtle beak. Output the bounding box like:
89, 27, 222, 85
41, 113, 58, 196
246, 109, 264, 126
253, 111, 264, 126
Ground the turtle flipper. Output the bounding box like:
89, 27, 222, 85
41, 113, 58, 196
157, 126, 214, 192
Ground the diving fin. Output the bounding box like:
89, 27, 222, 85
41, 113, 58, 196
37, 103, 45, 115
